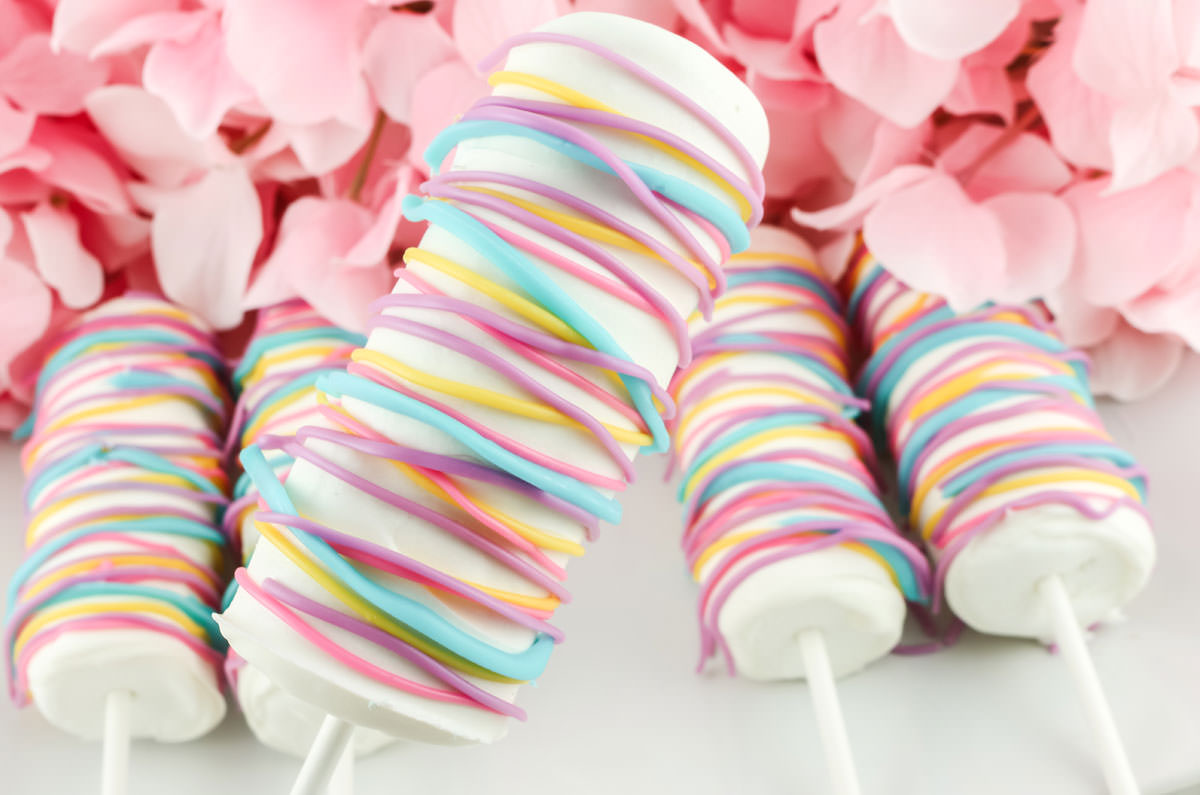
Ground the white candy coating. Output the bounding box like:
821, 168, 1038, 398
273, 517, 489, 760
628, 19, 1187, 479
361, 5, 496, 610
218, 12, 767, 745
14, 296, 228, 742
225, 305, 396, 756
673, 228, 908, 681
856, 264, 1155, 640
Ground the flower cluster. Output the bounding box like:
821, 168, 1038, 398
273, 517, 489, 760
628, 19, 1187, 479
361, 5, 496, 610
0, 0, 586, 425
0, 0, 1195, 428
678, 0, 1199, 400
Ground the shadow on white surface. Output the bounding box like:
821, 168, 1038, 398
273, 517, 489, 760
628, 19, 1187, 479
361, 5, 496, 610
2, 355, 1199, 794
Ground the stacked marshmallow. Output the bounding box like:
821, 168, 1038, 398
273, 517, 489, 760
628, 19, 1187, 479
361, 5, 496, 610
5, 296, 231, 742
670, 226, 929, 680
217, 12, 768, 745
222, 301, 393, 756
847, 246, 1155, 639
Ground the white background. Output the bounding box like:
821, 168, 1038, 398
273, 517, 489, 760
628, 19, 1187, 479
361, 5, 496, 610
2, 357, 1199, 794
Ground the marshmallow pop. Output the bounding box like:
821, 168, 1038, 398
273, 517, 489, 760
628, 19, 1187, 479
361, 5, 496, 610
670, 226, 930, 794
847, 245, 1153, 795
213, 12, 768, 793
5, 295, 232, 793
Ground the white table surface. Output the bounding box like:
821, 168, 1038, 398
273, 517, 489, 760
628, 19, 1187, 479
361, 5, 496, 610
3, 356, 1199, 795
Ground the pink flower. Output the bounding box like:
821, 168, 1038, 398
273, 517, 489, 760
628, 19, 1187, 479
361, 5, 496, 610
1083, 323, 1186, 401
0, 7, 110, 161
1030, 1, 1200, 192
0, 0, 1190, 407
887, 0, 1022, 60
0, 211, 52, 378
794, 123, 1076, 309
814, 0, 961, 127
242, 194, 398, 332
675, 0, 830, 81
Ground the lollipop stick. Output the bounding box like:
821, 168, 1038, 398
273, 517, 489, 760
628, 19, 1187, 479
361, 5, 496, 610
1040, 574, 1140, 795
326, 739, 355, 795
291, 715, 354, 795
797, 629, 861, 795
101, 690, 132, 795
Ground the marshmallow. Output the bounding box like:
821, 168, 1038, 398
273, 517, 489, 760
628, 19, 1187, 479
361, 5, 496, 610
847, 249, 1155, 640
5, 296, 231, 742
223, 301, 395, 756
670, 226, 929, 680
218, 12, 767, 745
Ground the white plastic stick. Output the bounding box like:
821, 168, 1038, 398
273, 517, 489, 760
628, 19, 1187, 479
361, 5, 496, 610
101, 690, 132, 795
326, 738, 355, 795
798, 628, 862, 795
1040, 574, 1140, 795
291, 715, 355, 795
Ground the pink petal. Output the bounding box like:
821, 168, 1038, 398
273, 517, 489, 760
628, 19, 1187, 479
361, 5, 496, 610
1065, 171, 1193, 305
1044, 290, 1120, 348
51, 0, 181, 54
816, 231, 858, 280
815, 90, 932, 190
749, 77, 839, 200
794, 0, 842, 36
938, 127, 1073, 198
813, 0, 959, 127
791, 164, 934, 231
862, 170, 1007, 309
5, 301, 81, 406
1085, 321, 1186, 401
1175, 0, 1200, 65
28, 120, 132, 214
244, 197, 388, 331
295, 262, 394, 332
816, 92, 881, 182
1026, 9, 1115, 171
20, 202, 104, 309
341, 166, 423, 266
573, 0, 678, 28
317, 120, 411, 200
1073, 0, 1179, 99
1122, 296, 1200, 352
982, 192, 1075, 302
672, 0, 731, 55
126, 181, 176, 214
0, 33, 110, 115
1106, 95, 1199, 192
943, 64, 1014, 122
363, 12, 457, 124
0, 3, 43, 58
452, 0, 566, 71
85, 85, 209, 186
722, 25, 820, 81
967, 2, 1045, 67
245, 197, 371, 305
729, 0, 795, 39
0, 98, 35, 160
284, 118, 372, 177
857, 115, 933, 188
248, 149, 311, 184
0, 157, 52, 204
78, 210, 152, 273
1120, 252, 1200, 349
144, 18, 255, 138
408, 59, 490, 173
152, 166, 263, 329
890, 0, 1019, 60
222, 0, 365, 125
0, 258, 52, 380
90, 10, 211, 56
